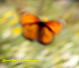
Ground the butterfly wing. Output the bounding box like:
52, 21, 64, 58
39, 21, 62, 44
45, 21, 62, 34
21, 13, 40, 40
23, 24, 39, 40
21, 13, 39, 25
39, 26, 54, 44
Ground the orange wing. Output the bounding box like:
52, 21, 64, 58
45, 21, 62, 34
21, 13, 39, 25
21, 13, 40, 40
23, 24, 39, 40
39, 21, 62, 44
39, 27, 54, 44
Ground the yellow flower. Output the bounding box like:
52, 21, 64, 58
40, 16, 49, 22
12, 27, 22, 36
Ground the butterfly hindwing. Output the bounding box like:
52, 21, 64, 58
39, 26, 54, 44
23, 24, 39, 40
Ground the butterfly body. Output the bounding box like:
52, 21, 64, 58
21, 13, 62, 45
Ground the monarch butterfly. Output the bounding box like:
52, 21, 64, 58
21, 12, 63, 44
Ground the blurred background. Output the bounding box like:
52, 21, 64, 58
0, 0, 79, 68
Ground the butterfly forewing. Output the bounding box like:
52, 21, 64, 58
21, 13, 39, 25
45, 21, 62, 34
